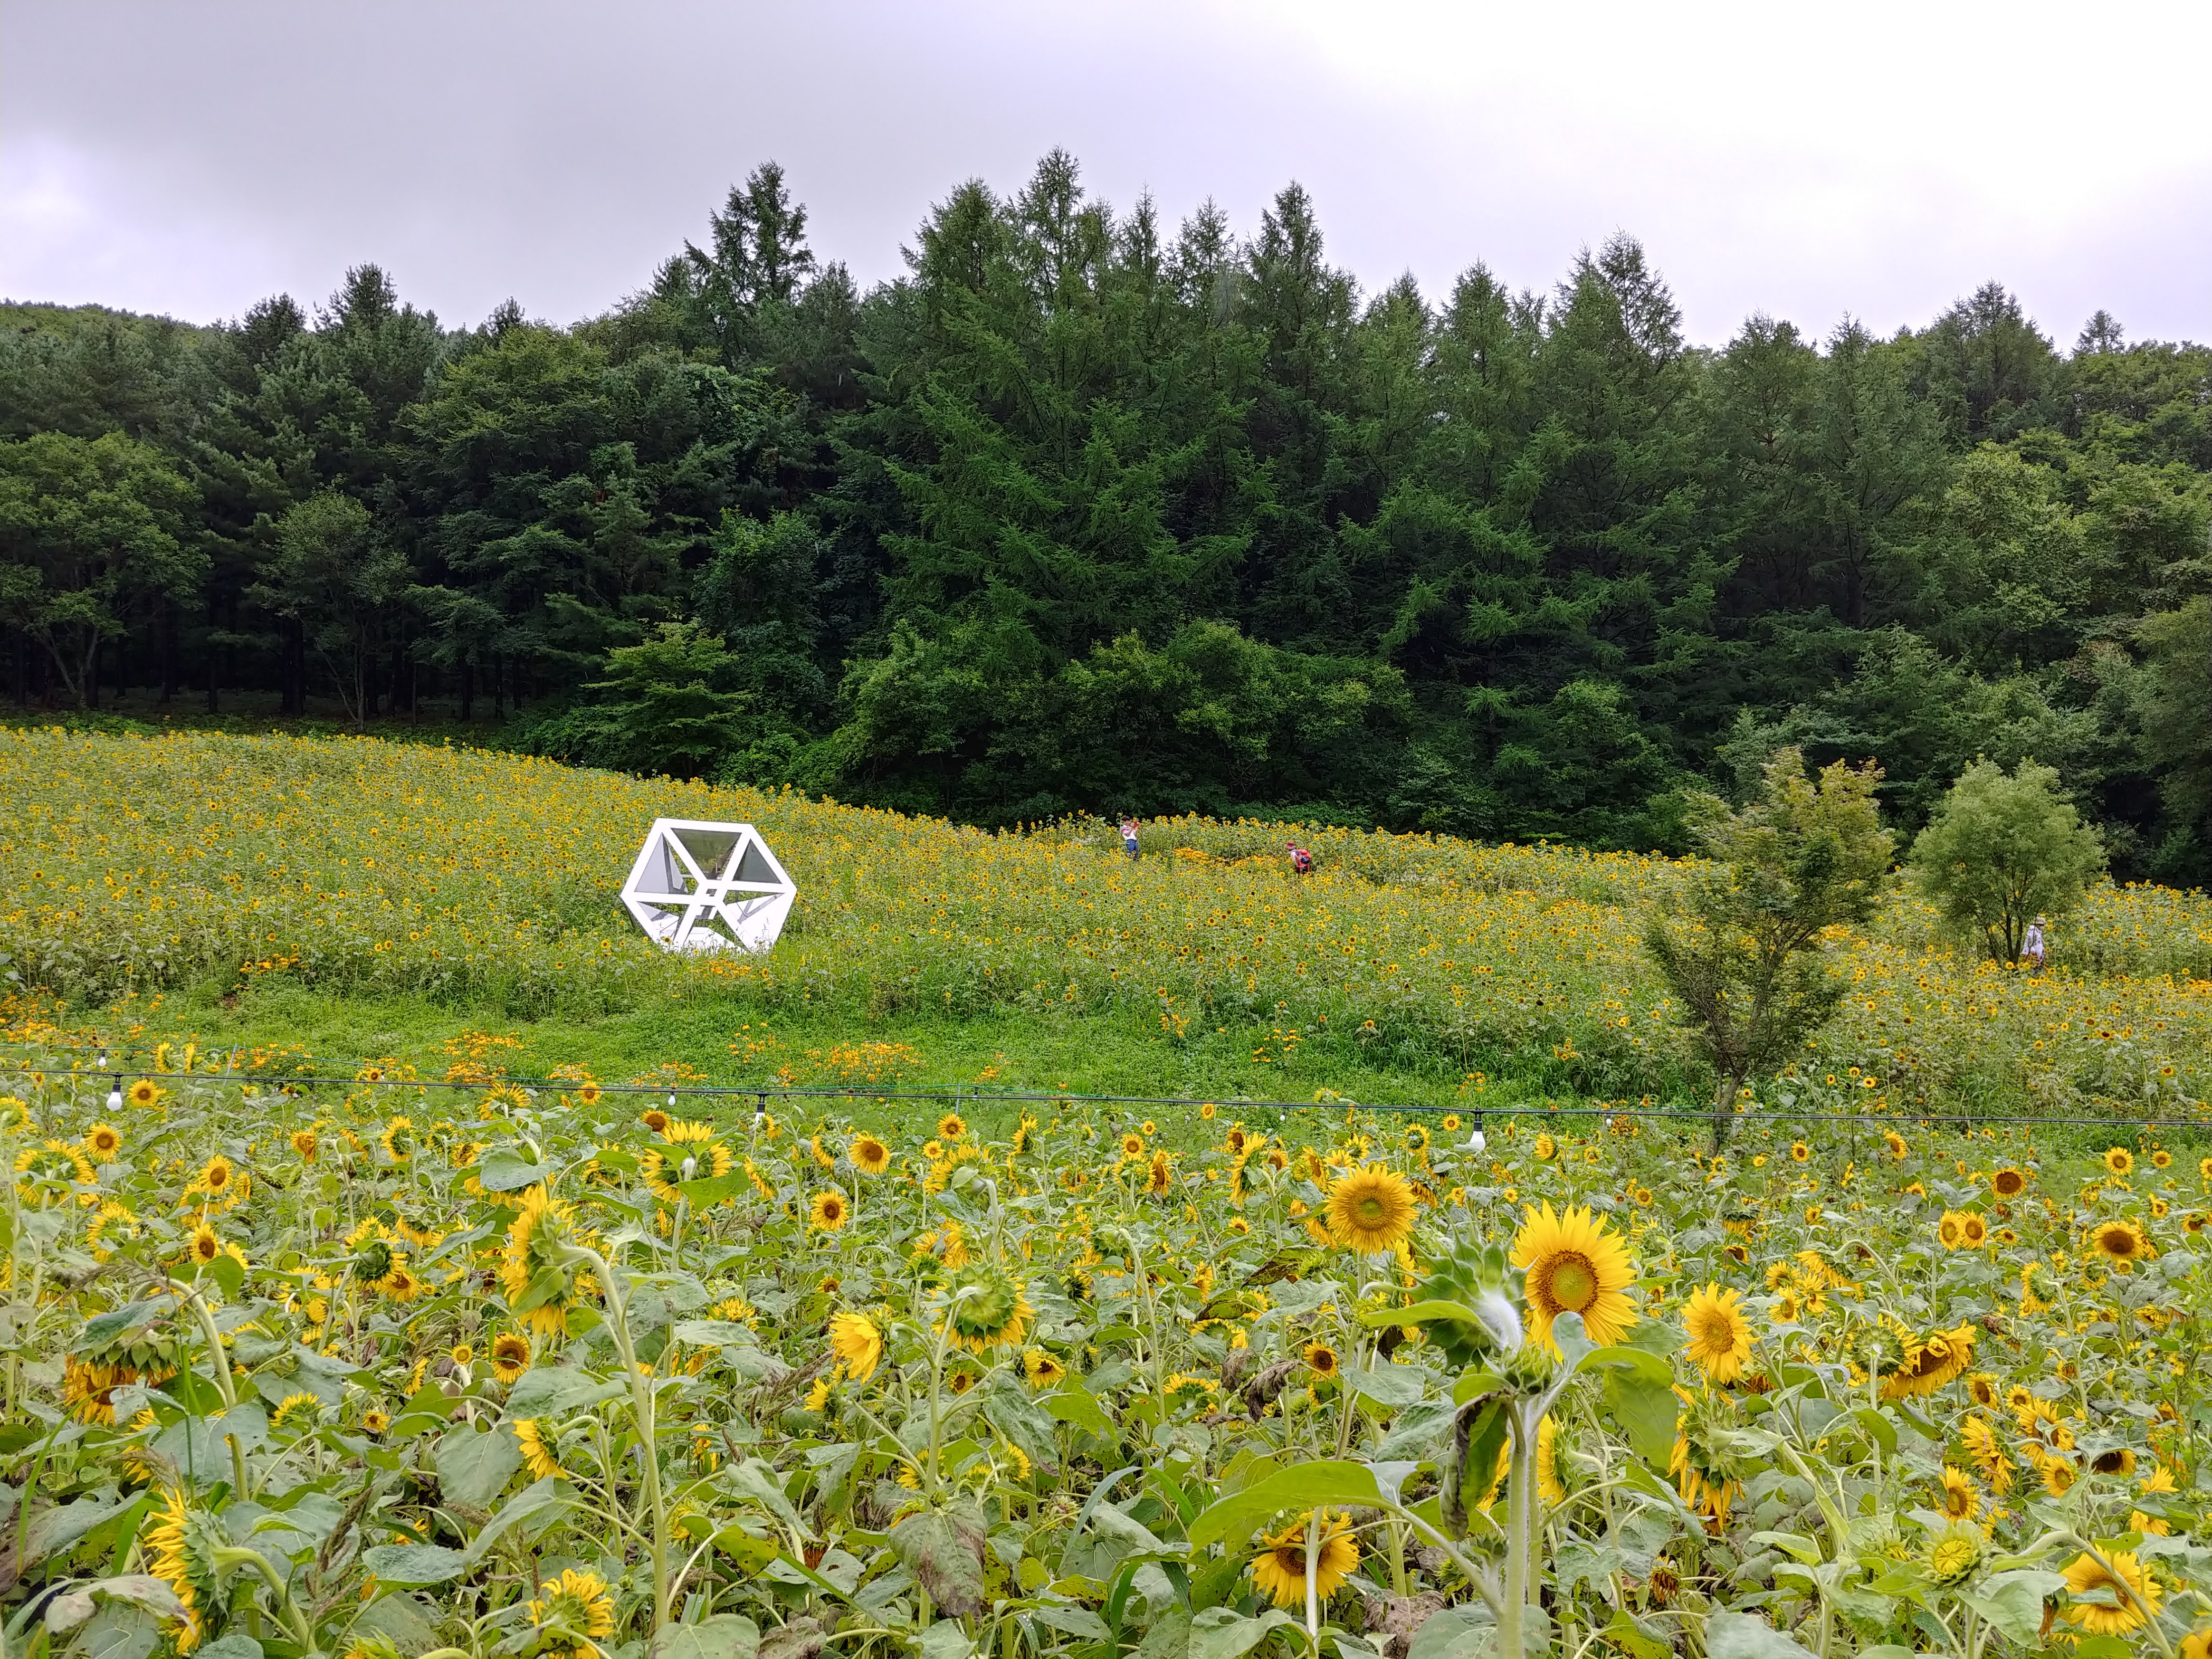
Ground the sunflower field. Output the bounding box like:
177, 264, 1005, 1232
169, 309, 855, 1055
3, 725, 2211, 1118
7, 1049, 2212, 1659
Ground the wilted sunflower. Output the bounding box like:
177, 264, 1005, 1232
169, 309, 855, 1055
1882, 1130, 1908, 1160
1680, 1284, 1752, 1383
1960, 1416, 2014, 1490
849, 1133, 891, 1175
941, 1261, 1034, 1352
290, 1129, 317, 1161
501, 1186, 585, 1337
829, 1310, 883, 1380
1249, 1512, 1358, 1608
1325, 1164, 1417, 1254
1145, 1152, 1173, 1196
1513, 1202, 1639, 1351
2092, 1219, 2150, 1263
808, 1190, 850, 1231
1022, 1347, 1066, 1389
526, 1568, 615, 1659
2060, 1550, 2159, 1636
490, 1332, 532, 1382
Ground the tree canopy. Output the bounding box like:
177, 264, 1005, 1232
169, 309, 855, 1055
3, 154, 2208, 874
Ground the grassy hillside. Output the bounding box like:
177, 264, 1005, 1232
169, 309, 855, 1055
1, 725, 2208, 1122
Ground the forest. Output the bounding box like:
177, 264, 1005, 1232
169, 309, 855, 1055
1, 152, 2206, 875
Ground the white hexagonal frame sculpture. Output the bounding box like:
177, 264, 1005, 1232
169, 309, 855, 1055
620, 819, 797, 953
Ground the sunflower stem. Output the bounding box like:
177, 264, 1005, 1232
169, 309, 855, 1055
573, 1246, 671, 1643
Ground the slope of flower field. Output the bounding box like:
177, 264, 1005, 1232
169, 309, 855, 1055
1, 725, 2210, 1119
6, 1059, 2212, 1659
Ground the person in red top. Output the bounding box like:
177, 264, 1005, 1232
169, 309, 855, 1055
1285, 840, 1313, 874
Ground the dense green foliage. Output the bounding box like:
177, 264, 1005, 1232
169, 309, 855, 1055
3, 155, 2208, 873
1911, 758, 2110, 963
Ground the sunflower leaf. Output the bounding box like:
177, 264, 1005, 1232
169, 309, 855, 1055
1187, 1460, 1385, 1552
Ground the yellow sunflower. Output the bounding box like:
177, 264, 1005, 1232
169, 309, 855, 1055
1325, 1163, 1417, 1254
808, 1190, 850, 1231
501, 1186, 585, 1337
1939, 1465, 1978, 1520
938, 1113, 968, 1142
2060, 1550, 2159, 1636
1512, 1202, 1639, 1351
1992, 1165, 2027, 1197
515, 1417, 565, 1480
490, 1332, 532, 1382
291, 1129, 318, 1161
1249, 1512, 1359, 1609
2104, 1146, 2135, 1176
829, 1310, 884, 1381
526, 1568, 615, 1659
2092, 1219, 2150, 1263
1022, 1347, 1066, 1389
1680, 1284, 1752, 1383
127, 1078, 162, 1109
850, 1133, 891, 1175
84, 1122, 122, 1160
1304, 1342, 1339, 1378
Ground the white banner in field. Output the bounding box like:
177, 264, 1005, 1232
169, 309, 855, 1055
620, 819, 797, 953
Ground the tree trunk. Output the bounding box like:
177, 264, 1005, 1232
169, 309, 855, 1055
460, 658, 474, 722
1709, 1068, 1738, 1152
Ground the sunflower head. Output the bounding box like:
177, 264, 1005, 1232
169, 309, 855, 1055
937, 1113, 968, 1142
1303, 1342, 1339, 1377
2061, 1549, 2159, 1635
829, 1310, 883, 1380
1992, 1165, 2027, 1197
501, 1186, 585, 1337
809, 1190, 850, 1231
490, 1331, 533, 1382
941, 1261, 1034, 1352
527, 1568, 616, 1659
1326, 1163, 1417, 1254
2104, 1146, 2136, 1176
2093, 1219, 2151, 1263
1022, 1347, 1066, 1389
1681, 1283, 1752, 1382
291, 1129, 318, 1161
1249, 1512, 1358, 1609
849, 1133, 891, 1175
127, 1079, 162, 1109
1926, 1521, 1983, 1586
85, 1122, 122, 1159
1512, 1202, 1639, 1352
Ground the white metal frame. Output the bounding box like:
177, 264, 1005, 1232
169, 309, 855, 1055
618, 818, 797, 953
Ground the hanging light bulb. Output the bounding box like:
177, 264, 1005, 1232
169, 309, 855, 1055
107, 1076, 124, 1113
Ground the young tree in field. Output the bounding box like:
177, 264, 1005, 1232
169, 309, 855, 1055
1646, 748, 1893, 1147
1910, 758, 2107, 963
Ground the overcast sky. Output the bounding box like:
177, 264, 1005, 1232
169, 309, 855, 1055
6, 0, 2209, 349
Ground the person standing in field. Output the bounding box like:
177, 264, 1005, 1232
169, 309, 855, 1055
1120, 816, 1141, 860
2021, 916, 2047, 973
1286, 839, 1313, 875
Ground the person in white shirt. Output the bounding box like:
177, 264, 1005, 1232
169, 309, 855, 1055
2021, 917, 2047, 974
